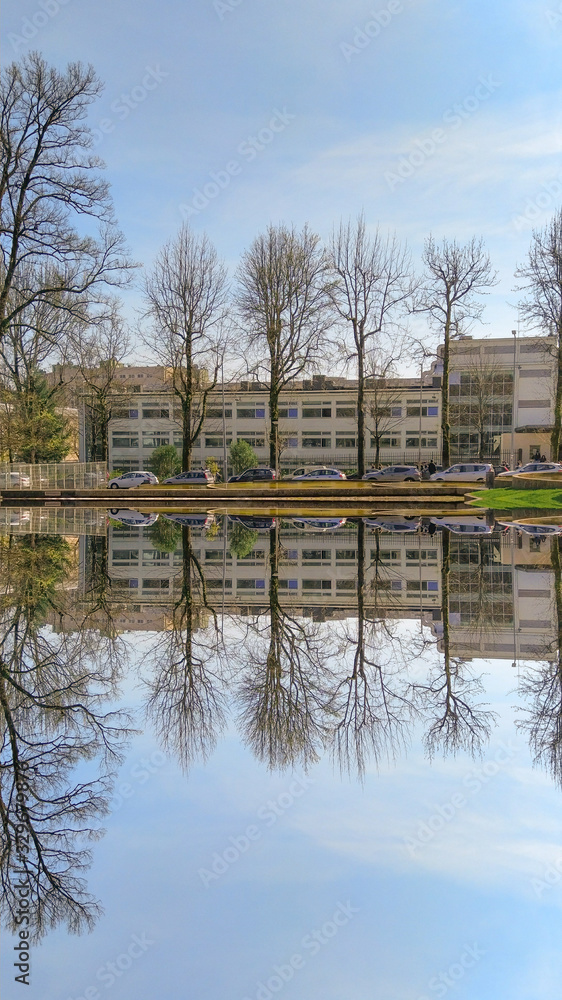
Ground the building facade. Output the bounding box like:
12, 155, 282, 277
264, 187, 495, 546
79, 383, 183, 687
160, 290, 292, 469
75, 334, 557, 473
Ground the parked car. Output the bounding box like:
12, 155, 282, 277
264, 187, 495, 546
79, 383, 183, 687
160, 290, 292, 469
495, 461, 562, 479
292, 468, 346, 481
429, 463, 493, 483
228, 515, 276, 530
497, 520, 562, 537
364, 517, 421, 533
430, 516, 493, 535
228, 467, 276, 483
363, 465, 421, 483
108, 471, 159, 489
108, 508, 159, 526
6, 472, 31, 488
283, 466, 331, 480
161, 513, 215, 530
163, 469, 215, 485
290, 517, 347, 532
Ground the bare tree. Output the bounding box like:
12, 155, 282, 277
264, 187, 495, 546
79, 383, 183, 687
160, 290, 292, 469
68, 307, 131, 461
0, 53, 135, 343
365, 367, 405, 467
516, 210, 562, 460
414, 236, 497, 467
328, 216, 413, 475
142, 225, 228, 470
448, 349, 511, 461
236, 224, 331, 472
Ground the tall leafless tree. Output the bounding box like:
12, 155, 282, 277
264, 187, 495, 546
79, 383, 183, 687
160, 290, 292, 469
0, 53, 135, 343
236, 224, 331, 472
142, 225, 229, 471
328, 216, 413, 475
414, 236, 497, 467
516, 209, 562, 460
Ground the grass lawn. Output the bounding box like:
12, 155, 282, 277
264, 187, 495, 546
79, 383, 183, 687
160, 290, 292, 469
469, 488, 562, 509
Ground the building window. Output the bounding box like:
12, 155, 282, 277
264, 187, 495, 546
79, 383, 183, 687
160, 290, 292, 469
336, 436, 356, 448
142, 579, 170, 590
237, 433, 265, 448
142, 434, 170, 449
336, 549, 357, 562
376, 436, 400, 448
406, 580, 438, 592
391, 406, 402, 416
336, 406, 356, 418
279, 579, 298, 589
336, 580, 356, 590
405, 435, 438, 448
284, 436, 298, 448
302, 549, 332, 563
302, 433, 331, 448
302, 407, 332, 418
279, 406, 299, 418
206, 407, 232, 418
406, 405, 439, 417
142, 407, 169, 419
237, 407, 266, 419
111, 549, 139, 565
111, 408, 138, 419
112, 434, 139, 448
302, 580, 332, 591
237, 579, 266, 590
205, 436, 232, 447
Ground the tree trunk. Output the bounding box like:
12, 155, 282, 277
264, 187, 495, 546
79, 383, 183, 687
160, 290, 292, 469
551, 329, 562, 461
441, 316, 451, 468
357, 345, 365, 476
269, 384, 280, 472
182, 394, 192, 471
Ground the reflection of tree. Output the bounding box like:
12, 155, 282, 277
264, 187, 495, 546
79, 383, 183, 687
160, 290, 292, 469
146, 517, 182, 554
326, 521, 417, 777
235, 524, 330, 770
517, 538, 562, 785
144, 527, 227, 771
0, 535, 133, 940
412, 531, 496, 757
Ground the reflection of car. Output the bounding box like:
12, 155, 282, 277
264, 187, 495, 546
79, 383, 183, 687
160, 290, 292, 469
364, 517, 421, 533
290, 517, 347, 532
108, 471, 159, 489
497, 520, 562, 537
161, 513, 215, 529
292, 468, 346, 480
430, 516, 493, 535
430, 463, 493, 483
8, 509, 31, 525
163, 470, 215, 485
108, 509, 159, 526
495, 461, 562, 479
228, 467, 276, 482
228, 515, 276, 530
363, 465, 420, 483
7, 472, 31, 488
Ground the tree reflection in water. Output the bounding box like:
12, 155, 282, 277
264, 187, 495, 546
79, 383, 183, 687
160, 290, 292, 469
143, 525, 229, 772
0, 534, 134, 940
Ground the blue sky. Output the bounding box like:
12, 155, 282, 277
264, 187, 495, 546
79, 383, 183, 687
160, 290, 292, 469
3, 637, 562, 1000
4, 0, 562, 352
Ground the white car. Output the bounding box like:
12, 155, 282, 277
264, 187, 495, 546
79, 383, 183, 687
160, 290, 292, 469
161, 513, 215, 530
108, 508, 159, 526
363, 465, 421, 483
364, 517, 421, 533
108, 471, 159, 489
495, 461, 562, 479
290, 517, 347, 532
430, 463, 493, 483
292, 468, 346, 481
497, 520, 562, 537
430, 516, 493, 535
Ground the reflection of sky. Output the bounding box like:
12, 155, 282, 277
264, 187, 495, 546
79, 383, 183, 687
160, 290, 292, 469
4, 640, 562, 1000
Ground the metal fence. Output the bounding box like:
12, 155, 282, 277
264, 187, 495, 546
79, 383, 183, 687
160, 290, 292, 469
0, 462, 107, 490
0, 507, 108, 535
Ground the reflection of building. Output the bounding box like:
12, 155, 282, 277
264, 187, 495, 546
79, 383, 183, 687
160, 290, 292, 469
75, 335, 557, 473
103, 522, 558, 659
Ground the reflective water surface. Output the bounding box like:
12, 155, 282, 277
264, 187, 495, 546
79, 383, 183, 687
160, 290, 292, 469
2, 508, 562, 999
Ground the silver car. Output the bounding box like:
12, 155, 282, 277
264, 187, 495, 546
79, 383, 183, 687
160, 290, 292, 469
495, 461, 562, 479
363, 465, 421, 483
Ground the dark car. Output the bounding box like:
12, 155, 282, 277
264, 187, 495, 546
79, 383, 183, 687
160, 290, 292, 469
228, 515, 276, 530
228, 467, 276, 483
163, 469, 215, 485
